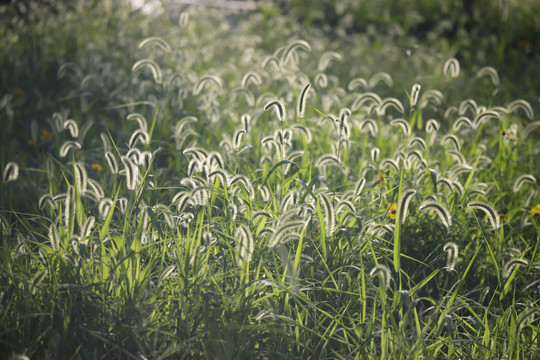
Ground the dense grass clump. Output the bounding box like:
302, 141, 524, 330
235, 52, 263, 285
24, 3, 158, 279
1, 1, 539, 359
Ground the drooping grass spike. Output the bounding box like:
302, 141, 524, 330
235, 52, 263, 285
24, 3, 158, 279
443, 242, 459, 271
297, 83, 311, 119
138, 36, 172, 52
63, 119, 79, 138
513, 174, 536, 192
3, 162, 19, 183
235, 225, 255, 264
121, 156, 139, 191
318, 51, 342, 71
443, 57, 460, 78
467, 201, 500, 229
281, 39, 311, 66
502, 258, 528, 280
410, 83, 421, 108
507, 99, 534, 120
370, 264, 391, 290
264, 100, 286, 122
105, 152, 119, 174
398, 189, 416, 224
419, 200, 452, 233
127, 113, 148, 131
476, 66, 500, 87
59, 141, 81, 158
319, 192, 336, 237
132, 59, 163, 84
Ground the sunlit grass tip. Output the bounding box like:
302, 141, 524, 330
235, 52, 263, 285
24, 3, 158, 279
74, 161, 88, 194
38, 194, 55, 211
235, 224, 255, 264
281, 39, 311, 66
63, 119, 79, 138
369, 72, 393, 88
138, 36, 172, 52
98, 198, 113, 219
319, 192, 336, 237
409, 83, 421, 108
370, 148, 380, 163
268, 220, 304, 248
105, 152, 119, 174
467, 201, 501, 229
48, 223, 60, 251
397, 189, 417, 224
476, 66, 500, 87
473, 110, 499, 128
132, 59, 163, 84
380, 97, 404, 114
419, 200, 452, 233
59, 141, 81, 158
443, 57, 460, 78
3, 162, 19, 183
129, 129, 150, 148
507, 99, 534, 120
264, 99, 286, 122
513, 174, 536, 192
121, 156, 139, 191
127, 113, 148, 132
241, 71, 263, 89
354, 178, 366, 199
297, 83, 311, 119
178, 12, 189, 27
502, 258, 528, 280
390, 118, 411, 136
370, 264, 391, 290
443, 242, 459, 271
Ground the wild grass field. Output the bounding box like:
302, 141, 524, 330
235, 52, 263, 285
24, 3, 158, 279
1, 1, 539, 359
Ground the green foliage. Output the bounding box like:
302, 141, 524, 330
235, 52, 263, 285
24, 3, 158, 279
0, 0, 539, 359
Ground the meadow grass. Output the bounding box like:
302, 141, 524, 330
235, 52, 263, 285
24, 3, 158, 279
1, 1, 539, 359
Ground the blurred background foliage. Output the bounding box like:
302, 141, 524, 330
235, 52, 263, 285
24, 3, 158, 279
274, 0, 539, 90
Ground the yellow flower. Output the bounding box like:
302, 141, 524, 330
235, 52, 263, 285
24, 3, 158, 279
91, 163, 103, 172
387, 202, 397, 220
530, 204, 540, 220
28, 139, 37, 146
14, 88, 24, 95
166, 156, 173, 164
501, 130, 512, 138
378, 171, 385, 187
40, 128, 54, 141
498, 213, 507, 221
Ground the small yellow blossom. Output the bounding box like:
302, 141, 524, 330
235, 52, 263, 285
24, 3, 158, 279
28, 139, 37, 146
74, 151, 86, 160
91, 163, 103, 172
40, 128, 54, 141
387, 202, 397, 220
14, 88, 25, 95
530, 204, 540, 220
378, 171, 385, 187
498, 213, 507, 221
166, 156, 173, 164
